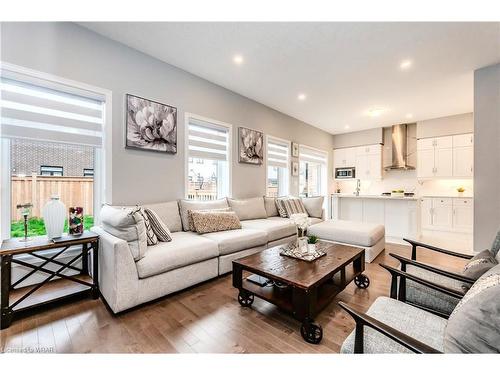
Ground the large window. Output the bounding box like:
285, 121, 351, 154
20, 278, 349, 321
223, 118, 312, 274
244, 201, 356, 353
186, 115, 231, 200
0, 66, 107, 239
266, 136, 290, 197
299, 145, 328, 198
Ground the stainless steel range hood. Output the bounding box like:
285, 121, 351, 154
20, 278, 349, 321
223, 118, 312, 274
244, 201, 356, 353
384, 124, 415, 170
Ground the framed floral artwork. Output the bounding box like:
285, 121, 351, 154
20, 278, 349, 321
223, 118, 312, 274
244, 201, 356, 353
238, 127, 264, 165
292, 142, 299, 157
125, 94, 177, 154
292, 161, 299, 176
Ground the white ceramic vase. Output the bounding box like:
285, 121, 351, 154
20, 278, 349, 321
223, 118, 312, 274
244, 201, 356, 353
42, 195, 66, 239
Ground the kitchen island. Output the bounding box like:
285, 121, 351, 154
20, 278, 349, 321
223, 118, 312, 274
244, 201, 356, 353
331, 193, 420, 244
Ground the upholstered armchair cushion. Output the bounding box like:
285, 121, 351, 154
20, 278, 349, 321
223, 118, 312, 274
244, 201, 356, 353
301, 196, 324, 218
341, 296, 447, 353
445, 264, 500, 353
405, 265, 463, 316
100, 205, 147, 261
228, 197, 268, 221
263, 196, 279, 217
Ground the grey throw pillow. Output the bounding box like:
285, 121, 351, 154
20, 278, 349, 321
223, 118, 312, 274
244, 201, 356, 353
444, 264, 500, 353
490, 228, 500, 257
301, 196, 324, 218
461, 249, 498, 291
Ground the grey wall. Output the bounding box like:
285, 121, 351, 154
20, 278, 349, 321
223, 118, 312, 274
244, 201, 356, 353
473, 63, 500, 251
0, 22, 335, 204
417, 112, 473, 139
332, 128, 383, 149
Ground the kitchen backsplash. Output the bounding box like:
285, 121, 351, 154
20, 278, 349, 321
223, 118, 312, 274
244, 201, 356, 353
335, 169, 474, 197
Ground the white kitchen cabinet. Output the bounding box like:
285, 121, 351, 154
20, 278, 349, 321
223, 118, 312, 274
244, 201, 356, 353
420, 196, 473, 233
434, 148, 453, 177
334, 144, 381, 180
334, 148, 356, 169
417, 133, 473, 179
453, 198, 473, 233
417, 149, 435, 178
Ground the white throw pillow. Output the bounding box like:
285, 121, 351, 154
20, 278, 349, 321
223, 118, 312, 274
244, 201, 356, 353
301, 196, 325, 218
263, 196, 279, 217
100, 205, 147, 261
228, 197, 268, 221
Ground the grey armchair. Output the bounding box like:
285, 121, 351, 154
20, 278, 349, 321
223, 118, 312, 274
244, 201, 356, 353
390, 229, 500, 317
340, 262, 500, 353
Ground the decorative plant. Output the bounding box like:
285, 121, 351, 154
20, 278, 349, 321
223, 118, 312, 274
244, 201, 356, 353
307, 235, 318, 244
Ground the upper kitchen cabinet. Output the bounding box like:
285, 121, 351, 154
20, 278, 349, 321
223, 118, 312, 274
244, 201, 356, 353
417, 133, 473, 179
355, 144, 383, 180
333, 147, 357, 169
452, 134, 474, 177
333, 144, 382, 180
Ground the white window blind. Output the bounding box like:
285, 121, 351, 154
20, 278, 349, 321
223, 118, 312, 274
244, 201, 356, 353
299, 145, 328, 164
188, 117, 229, 161
267, 137, 289, 168
0, 72, 105, 147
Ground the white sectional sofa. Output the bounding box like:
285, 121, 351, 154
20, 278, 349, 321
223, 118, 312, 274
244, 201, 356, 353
93, 196, 385, 314
92, 197, 298, 313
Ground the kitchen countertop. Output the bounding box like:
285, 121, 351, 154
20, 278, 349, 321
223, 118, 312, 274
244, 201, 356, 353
331, 193, 418, 201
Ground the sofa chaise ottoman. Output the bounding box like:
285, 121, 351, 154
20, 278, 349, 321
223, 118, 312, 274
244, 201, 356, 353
308, 219, 385, 263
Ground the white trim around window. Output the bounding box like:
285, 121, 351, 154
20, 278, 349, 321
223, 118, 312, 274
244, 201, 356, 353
184, 112, 233, 200
0, 62, 112, 240
265, 134, 291, 197
298, 143, 329, 199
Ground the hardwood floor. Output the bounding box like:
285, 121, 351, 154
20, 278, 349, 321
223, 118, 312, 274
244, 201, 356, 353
0, 243, 466, 353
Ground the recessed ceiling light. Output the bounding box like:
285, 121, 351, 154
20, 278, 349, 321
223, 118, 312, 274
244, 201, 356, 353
400, 59, 413, 70
367, 108, 386, 117
344, 124, 350, 130
406, 113, 413, 119
297, 93, 306, 101
233, 55, 244, 65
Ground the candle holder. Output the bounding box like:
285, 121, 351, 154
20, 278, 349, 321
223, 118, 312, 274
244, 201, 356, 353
16, 203, 33, 242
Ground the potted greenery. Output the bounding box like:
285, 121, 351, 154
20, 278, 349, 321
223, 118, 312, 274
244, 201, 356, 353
307, 235, 319, 254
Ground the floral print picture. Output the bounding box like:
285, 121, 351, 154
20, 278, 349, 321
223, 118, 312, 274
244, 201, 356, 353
126, 94, 177, 153
238, 127, 263, 165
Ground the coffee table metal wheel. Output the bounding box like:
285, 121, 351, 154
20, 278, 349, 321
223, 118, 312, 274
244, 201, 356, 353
354, 274, 370, 289
301, 318, 323, 344
238, 290, 254, 307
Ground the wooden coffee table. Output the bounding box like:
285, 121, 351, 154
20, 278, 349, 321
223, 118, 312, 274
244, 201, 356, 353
232, 241, 369, 344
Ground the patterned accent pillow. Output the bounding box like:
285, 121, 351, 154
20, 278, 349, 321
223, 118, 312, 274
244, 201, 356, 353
144, 208, 172, 242
462, 249, 498, 283
136, 207, 158, 246
275, 199, 288, 218
187, 207, 231, 232
191, 211, 242, 234
276, 197, 308, 218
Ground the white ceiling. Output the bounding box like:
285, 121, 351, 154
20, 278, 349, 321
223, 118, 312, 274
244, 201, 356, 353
80, 22, 500, 134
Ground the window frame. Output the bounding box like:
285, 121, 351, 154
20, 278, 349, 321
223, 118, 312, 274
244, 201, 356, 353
184, 112, 232, 200
298, 144, 329, 199
40, 165, 64, 176
265, 134, 291, 197
0, 62, 112, 241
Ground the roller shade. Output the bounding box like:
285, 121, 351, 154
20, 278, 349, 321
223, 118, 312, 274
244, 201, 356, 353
267, 137, 289, 168
0, 75, 104, 147
299, 145, 328, 164
188, 117, 229, 161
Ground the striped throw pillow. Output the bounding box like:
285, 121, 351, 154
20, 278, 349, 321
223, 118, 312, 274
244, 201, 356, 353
144, 208, 172, 242
276, 198, 308, 218
137, 207, 158, 246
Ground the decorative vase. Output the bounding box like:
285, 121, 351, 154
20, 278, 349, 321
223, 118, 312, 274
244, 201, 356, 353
69, 207, 84, 235
297, 237, 309, 254
42, 195, 66, 239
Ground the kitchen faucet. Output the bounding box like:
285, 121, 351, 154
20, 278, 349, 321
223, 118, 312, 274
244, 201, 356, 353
355, 179, 361, 196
